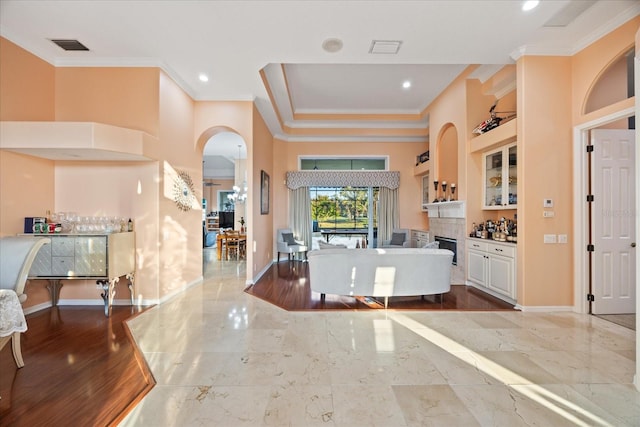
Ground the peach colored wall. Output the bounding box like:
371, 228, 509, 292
585, 50, 631, 113
0, 39, 57, 309
251, 104, 274, 277
0, 151, 56, 310
54, 161, 159, 302
572, 17, 639, 123
157, 71, 200, 298
0, 37, 55, 121
517, 55, 573, 307
272, 140, 427, 235
55, 67, 160, 136
437, 125, 458, 188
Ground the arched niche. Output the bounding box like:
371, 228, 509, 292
436, 123, 459, 188
584, 46, 634, 115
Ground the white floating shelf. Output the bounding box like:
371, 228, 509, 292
425, 201, 465, 218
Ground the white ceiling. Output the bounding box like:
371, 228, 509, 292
1, 1, 638, 154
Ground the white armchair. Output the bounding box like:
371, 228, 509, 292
379, 228, 411, 248
0, 236, 50, 367
276, 228, 308, 262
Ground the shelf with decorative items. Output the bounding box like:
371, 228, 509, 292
424, 179, 464, 217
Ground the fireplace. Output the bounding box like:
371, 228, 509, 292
435, 236, 457, 265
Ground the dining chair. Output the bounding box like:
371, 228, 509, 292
224, 230, 241, 260
0, 236, 50, 368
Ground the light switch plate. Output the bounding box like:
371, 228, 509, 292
558, 234, 568, 244
543, 211, 555, 218
544, 234, 557, 244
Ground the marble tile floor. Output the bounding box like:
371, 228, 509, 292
120, 259, 639, 426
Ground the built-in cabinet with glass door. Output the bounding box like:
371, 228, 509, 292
483, 143, 517, 210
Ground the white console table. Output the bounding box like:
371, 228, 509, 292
22, 232, 135, 316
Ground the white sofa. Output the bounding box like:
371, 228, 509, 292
308, 248, 454, 307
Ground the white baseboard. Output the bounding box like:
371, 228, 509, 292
248, 262, 272, 287
514, 304, 574, 312
23, 301, 52, 315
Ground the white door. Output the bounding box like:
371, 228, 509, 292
592, 129, 636, 314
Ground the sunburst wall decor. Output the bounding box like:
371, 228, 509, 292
173, 170, 196, 211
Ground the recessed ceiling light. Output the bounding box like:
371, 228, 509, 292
322, 38, 343, 53
522, 0, 539, 11
198, 73, 209, 82
402, 80, 411, 89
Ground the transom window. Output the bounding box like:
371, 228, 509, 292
300, 157, 386, 171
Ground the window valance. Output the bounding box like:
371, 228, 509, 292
286, 170, 400, 190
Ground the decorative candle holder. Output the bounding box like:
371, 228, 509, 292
450, 183, 457, 201
432, 181, 439, 203
440, 181, 447, 202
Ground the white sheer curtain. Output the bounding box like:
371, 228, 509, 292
289, 187, 312, 248
377, 186, 399, 244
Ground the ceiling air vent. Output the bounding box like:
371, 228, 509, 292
50, 39, 90, 51
369, 40, 402, 55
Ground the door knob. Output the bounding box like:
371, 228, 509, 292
632, 242, 637, 248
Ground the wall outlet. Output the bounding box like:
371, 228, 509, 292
558, 234, 568, 244
544, 234, 557, 244
543, 211, 555, 218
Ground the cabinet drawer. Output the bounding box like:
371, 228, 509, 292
30, 243, 52, 276
486, 242, 515, 258
51, 256, 74, 276
51, 237, 75, 257
466, 239, 488, 252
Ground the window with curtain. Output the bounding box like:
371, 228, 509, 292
310, 186, 379, 230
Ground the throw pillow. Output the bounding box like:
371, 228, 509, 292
422, 241, 440, 249
390, 232, 406, 246
282, 232, 298, 246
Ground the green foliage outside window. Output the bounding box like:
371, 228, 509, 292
311, 186, 378, 230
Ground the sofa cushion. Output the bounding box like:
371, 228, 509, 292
422, 241, 440, 249
282, 232, 297, 245
390, 232, 406, 245
318, 240, 347, 249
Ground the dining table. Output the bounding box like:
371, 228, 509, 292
216, 232, 247, 260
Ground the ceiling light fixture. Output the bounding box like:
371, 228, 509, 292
322, 38, 343, 53
198, 73, 209, 82
522, 0, 539, 11
402, 80, 411, 89
227, 145, 247, 204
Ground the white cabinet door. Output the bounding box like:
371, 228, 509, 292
467, 250, 487, 287
487, 254, 513, 297
483, 143, 517, 210
75, 236, 107, 276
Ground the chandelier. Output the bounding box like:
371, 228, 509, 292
228, 145, 248, 204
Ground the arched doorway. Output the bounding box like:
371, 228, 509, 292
200, 129, 248, 270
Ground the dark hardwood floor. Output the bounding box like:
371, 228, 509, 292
0, 306, 154, 427
246, 260, 515, 311
0, 260, 512, 426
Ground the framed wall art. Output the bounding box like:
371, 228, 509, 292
260, 170, 270, 214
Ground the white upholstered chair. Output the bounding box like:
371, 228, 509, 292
0, 236, 50, 367
276, 228, 308, 262
379, 228, 411, 248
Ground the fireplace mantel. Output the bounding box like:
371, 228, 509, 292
425, 201, 465, 218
